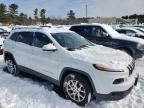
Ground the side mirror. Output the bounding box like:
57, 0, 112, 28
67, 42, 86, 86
103, 32, 111, 38
42, 44, 57, 51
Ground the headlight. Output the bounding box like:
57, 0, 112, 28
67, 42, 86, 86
93, 64, 124, 72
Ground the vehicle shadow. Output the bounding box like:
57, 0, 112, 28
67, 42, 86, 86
3, 66, 65, 98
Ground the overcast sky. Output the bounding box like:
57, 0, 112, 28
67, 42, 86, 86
1, 0, 144, 18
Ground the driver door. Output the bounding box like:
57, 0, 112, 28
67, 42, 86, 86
89, 26, 113, 47
31, 32, 60, 78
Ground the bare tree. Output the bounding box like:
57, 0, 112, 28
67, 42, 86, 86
34, 8, 38, 21
40, 9, 46, 25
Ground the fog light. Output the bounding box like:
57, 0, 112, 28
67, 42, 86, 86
113, 78, 124, 84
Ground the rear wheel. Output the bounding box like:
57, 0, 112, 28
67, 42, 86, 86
63, 74, 92, 106
5, 57, 19, 76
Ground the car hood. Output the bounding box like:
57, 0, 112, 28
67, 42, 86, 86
70, 45, 132, 70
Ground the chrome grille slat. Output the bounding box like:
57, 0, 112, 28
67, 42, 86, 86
127, 61, 134, 76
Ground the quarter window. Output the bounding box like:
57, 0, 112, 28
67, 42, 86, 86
32, 32, 52, 48
10, 32, 18, 41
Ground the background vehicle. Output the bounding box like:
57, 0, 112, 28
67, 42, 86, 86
116, 27, 144, 39
0, 26, 12, 32
131, 25, 144, 29
0, 37, 4, 55
70, 23, 144, 59
4, 26, 138, 106
0, 28, 10, 55
131, 27, 144, 33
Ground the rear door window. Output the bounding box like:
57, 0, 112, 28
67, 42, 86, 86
16, 32, 34, 45
79, 26, 91, 38
70, 26, 81, 33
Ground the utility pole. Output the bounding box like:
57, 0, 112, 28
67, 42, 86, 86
86, 4, 88, 18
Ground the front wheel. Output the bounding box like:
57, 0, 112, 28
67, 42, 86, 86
5, 57, 19, 76
63, 74, 92, 106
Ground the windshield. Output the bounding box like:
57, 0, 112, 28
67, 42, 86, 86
103, 25, 121, 37
51, 32, 93, 50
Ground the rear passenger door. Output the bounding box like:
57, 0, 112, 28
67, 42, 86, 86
14, 32, 34, 68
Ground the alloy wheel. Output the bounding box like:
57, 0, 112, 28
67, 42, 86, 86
65, 80, 86, 102
6, 59, 16, 74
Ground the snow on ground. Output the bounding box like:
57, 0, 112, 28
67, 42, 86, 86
0, 55, 143, 108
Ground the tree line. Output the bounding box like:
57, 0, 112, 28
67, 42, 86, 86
0, 3, 51, 25
122, 14, 144, 23
0, 3, 81, 25
2, 3, 143, 25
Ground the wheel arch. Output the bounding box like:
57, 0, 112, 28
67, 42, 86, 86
4, 51, 16, 63
59, 67, 97, 95
117, 46, 135, 57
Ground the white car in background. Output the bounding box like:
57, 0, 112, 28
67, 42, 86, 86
0, 26, 12, 32
4, 26, 138, 106
0, 37, 4, 55
0, 28, 8, 55
70, 23, 144, 59
116, 27, 144, 39
130, 27, 144, 34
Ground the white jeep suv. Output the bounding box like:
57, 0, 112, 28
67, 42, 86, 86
4, 26, 138, 106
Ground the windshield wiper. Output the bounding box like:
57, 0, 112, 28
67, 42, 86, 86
78, 44, 89, 49
67, 47, 75, 51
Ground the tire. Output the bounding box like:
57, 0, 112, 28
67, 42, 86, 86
63, 74, 92, 106
5, 57, 19, 76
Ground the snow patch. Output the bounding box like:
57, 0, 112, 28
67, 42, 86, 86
0, 55, 143, 108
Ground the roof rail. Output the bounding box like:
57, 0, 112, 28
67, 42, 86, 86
12, 26, 42, 30
80, 23, 88, 25
92, 23, 100, 24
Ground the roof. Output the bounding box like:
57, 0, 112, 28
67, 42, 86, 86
11, 26, 72, 34
71, 23, 108, 27
117, 27, 141, 31
71, 23, 122, 38
47, 27, 72, 34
